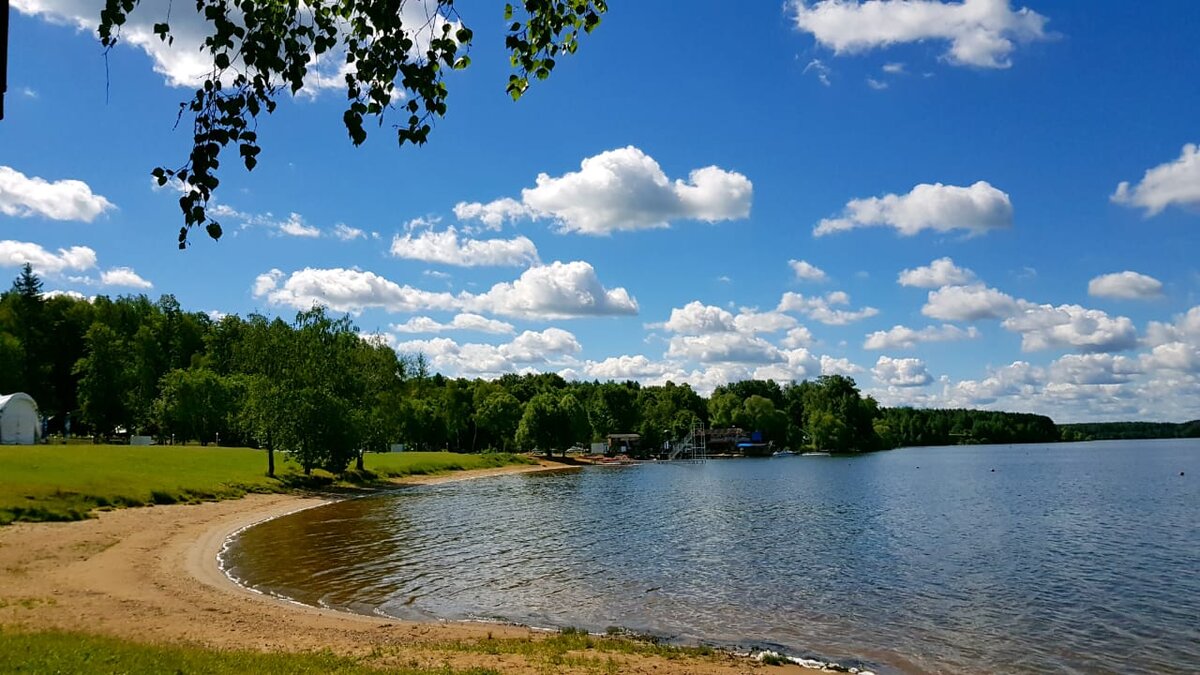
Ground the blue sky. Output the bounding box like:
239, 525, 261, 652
2, 0, 1199, 422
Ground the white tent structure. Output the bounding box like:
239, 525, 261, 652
0, 393, 40, 445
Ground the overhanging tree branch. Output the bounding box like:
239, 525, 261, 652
98, 0, 607, 249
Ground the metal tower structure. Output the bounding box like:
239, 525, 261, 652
668, 418, 707, 463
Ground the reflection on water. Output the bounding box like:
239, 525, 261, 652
223, 440, 1200, 673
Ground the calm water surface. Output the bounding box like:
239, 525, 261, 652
224, 440, 1200, 673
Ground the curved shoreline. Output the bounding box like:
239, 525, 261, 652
0, 460, 817, 673
214, 463, 879, 675
205, 460, 579, 621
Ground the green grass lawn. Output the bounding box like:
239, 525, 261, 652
0, 445, 533, 526
0, 627, 722, 674
0, 628, 499, 674
367, 451, 535, 478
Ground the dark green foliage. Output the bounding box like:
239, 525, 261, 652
515, 392, 562, 455
587, 381, 640, 438
879, 407, 1059, 447
1059, 420, 1200, 442
0, 330, 23, 393
153, 367, 238, 445
636, 381, 707, 454
74, 323, 132, 440
713, 379, 784, 408
474, 389, 522, 452
95, 1, 606, 247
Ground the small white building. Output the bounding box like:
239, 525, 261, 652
0, 393, 41, 445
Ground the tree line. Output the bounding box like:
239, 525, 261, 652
1059, 421, 1200, 442
1, 265, 1081, 476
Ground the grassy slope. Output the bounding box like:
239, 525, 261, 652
0, 446, 533, 525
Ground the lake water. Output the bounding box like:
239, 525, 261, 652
223, 440, 1200, 673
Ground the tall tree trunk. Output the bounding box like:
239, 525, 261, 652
355, 449, 364, 472
266, 444, 275, 477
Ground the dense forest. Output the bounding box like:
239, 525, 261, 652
1059, 421, 1200, 442
877, 407, 1059, 447
0, 265, 1141, 474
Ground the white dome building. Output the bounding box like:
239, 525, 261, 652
0, 393, 41, 445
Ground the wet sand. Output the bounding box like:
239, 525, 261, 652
0, 461, 804, 673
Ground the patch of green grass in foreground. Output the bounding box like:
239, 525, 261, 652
0, 445, 533, 526
0, 628, 499, 674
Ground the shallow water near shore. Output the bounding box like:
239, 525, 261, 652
224, 439, 1200, 673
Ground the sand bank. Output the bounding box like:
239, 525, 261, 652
0, 461, 804, 673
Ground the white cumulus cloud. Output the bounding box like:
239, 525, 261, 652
1087, 271, 1163, 300
659, 301, 735, 335
666, 333, 782, 364
778, 290, 879, 325
1002, 304, 1138, 353
781, 326, 815, 348
0, 165, 114, 222
390, 313, 515, 335
583, 355, 668, 381
821, 355, 864, 376
788, 0, 1051, 69
922, 283, 1020, 321
0, 240, 98, 274
253, 267, 460, 315
898, 257, 976, 287
942, 360, 1043, 406
394, 329, 581, 378
655, 301, 798, 336
732, 310, 799, 335
255, 261, 637, 320
815, 181, 1012, 237
873, 355, 933, 387
389, 227, 539, 267
789, 259, 828, 282
1145, 306, 1200, 348
1049, 353, 1141, 385
466, 261, 639, 319
277, 213, 321, 238
1141, 342, 1200, 373
754, 348, 822, 382
452, 198, 533, 231
100, 266, 153, 289
1112, 143, 1200, 216
42, 289, 89, 301
864, 324, 979, 350
459, 146, 752, 236
332, 223, 366, 241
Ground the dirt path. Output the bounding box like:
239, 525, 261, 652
0, 462, 804, 673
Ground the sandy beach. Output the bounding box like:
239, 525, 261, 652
0, 461, 804, 673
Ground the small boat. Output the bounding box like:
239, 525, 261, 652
801, 451, 831, 457
772, 450, 797, 457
